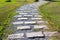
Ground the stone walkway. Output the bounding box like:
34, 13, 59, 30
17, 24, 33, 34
7, 0, 58, 40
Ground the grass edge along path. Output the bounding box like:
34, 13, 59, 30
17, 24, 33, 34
0, 2, 24, 40
39, 2, 60, 40
0, 0, 35, 40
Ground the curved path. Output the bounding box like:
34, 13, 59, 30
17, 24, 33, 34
7, 0, 57, 40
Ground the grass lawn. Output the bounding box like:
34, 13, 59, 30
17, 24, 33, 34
39, 2, 60, 40
0, 0, 35, 40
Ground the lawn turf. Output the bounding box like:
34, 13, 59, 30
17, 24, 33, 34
39, 2, 60, 40
0, 0, 35, 40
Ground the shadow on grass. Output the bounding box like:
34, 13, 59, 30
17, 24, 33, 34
45, 0, 60, 2
40, 2, 50, 8
40, 1, 60, 8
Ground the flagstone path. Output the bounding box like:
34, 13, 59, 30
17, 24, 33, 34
7, 0, 58, 40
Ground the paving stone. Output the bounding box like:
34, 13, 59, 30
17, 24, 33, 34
26, 31, 44, 38
14, 15, 22, 18
34, 25, 48, 29
37, 21, 48, 24
13, 21, 24, 24
31, 18, 42, 20
17, 26, 30, 30
8, 33, 24, 39
24, 21, 37, 24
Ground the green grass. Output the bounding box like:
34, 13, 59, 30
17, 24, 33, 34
0, 0, 35, 40
39, 2, 60, 40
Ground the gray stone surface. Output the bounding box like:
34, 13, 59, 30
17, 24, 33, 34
7, 0, 57, 40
